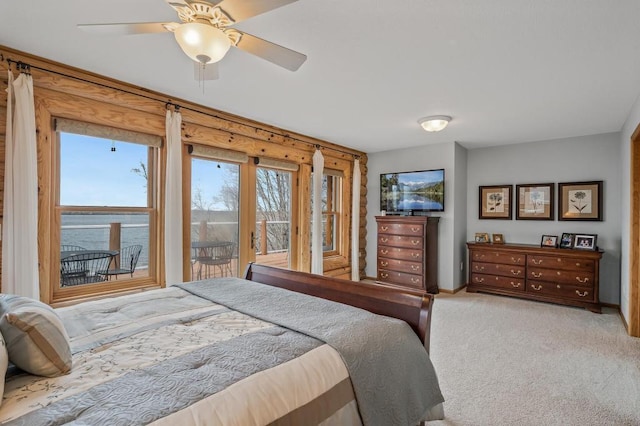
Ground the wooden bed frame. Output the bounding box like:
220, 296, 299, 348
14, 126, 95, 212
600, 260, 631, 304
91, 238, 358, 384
243, 263, 435, 353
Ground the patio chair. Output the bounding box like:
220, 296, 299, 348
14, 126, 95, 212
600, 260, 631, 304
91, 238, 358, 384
60, 251, 113, 287
198, 241, 234, 278
101, 244, 142, 279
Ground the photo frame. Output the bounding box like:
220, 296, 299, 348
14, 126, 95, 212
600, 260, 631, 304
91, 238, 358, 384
475, 232, 490, 243
573, 234, 597, 250
479, 185, 512, 220
492, 233, 504, 244
559, 233, 575, 249
558, 181, 603, 221
516, 183, 554, 220
540, 235, 558, 248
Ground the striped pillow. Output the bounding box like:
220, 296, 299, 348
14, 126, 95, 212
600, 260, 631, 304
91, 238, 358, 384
0, 295, 72, 377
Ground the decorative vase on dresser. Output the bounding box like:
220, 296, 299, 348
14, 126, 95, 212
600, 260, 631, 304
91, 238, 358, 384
376, 216, 439, 294
466, 242, 603, 313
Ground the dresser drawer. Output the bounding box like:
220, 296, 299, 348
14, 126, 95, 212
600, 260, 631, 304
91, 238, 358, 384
471, 250, 526, 265
471, 261, 525, 278
377, 222, 424, 236
378, 269, 423, 290
528, 267, 594, 287
378, 235, 423, 249
378, 258, 422, 274
527, 255, 595, 272
470, 273, 525, 292
378, 246, 423, 261
527, 281, 596, 302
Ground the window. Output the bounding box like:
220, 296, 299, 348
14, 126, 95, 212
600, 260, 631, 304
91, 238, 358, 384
311, 170, 343, 255
55, 119, 159, 297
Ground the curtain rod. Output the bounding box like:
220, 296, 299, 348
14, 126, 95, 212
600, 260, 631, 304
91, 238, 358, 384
4, 56, 361, 160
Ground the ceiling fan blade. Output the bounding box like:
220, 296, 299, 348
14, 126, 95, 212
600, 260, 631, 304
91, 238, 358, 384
77, 22, 172, 36
215, 0, 298, 24
235, 31, 306, 71
194, 62, 219, 80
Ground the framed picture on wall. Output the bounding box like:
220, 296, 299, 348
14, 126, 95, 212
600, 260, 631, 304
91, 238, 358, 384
479, 185, 512, 219
516, 183, 554, 220
558, 181, 603, 221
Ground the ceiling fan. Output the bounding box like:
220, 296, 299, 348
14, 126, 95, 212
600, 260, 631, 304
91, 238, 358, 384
78, 0, 307, 80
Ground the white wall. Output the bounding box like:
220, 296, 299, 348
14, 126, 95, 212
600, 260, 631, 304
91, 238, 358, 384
366, 142, 463, 291
619, 94, 640, 321
467, 133, 622, 304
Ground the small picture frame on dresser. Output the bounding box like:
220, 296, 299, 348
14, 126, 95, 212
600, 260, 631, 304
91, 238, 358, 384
573, 234, 597, 250
559, 233, 575, 249
540, 235, 558, 248
475, 232, 490, 243
492, 233, 504, 244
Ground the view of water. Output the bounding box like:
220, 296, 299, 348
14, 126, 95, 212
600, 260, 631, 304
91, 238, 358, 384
61, 213, 151, 267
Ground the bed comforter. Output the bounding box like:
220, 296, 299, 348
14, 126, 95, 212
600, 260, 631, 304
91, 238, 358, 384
1, 278, 443, 425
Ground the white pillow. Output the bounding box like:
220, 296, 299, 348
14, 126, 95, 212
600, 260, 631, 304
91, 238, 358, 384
0, 295, 72, 377
0, 332, 8, 406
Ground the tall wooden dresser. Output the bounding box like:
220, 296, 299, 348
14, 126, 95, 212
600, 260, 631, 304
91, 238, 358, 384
466, 242, 603, 312
376, 216, 439, 294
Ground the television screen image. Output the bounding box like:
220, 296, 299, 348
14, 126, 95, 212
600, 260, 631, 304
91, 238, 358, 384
380, 169, 445, 213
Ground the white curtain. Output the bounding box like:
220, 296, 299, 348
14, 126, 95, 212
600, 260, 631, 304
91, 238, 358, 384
164, 109, 183, 286
351, 158, 361, 281
2, 71, 39, 298
311, 148, 324, 275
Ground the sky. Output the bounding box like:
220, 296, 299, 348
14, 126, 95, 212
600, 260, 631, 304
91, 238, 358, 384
60, 132, 232, 209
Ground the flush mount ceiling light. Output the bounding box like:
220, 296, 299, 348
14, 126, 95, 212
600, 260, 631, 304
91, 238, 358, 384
418, 116, 452, 132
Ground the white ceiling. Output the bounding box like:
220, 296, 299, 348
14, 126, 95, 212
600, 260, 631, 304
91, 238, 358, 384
2, 0, 640, 153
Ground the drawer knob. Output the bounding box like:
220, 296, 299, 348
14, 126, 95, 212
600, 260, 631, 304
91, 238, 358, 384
510, 269, 521, 276
556, 258, 562, 262
411, 265, 420, 271
381, 261, 388, 267
381, 272, 389, 279
410, 278, 420, 283
531, 284, 542, 291
576, 290, 589, 297
475, 277, 485, 283
576, 277, 590, 283
411, 240, 420, 246
380, 226, 388, 231
557, 271, 561, 276
381, 249, 388, 255
411, 253, 420, 258
512, 257, 521, 263
478, 254, 486, 259
411, 227, 420, 233
381, 237, 388, 243
532, 272, 542, 278
575, 262, 581, 267
475, 265, 485, 271
511, 282, 521, 288
532, 259, 542, 265
557, 284, 561, 289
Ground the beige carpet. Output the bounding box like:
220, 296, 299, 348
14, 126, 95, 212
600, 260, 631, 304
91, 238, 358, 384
425, 290, 640, 426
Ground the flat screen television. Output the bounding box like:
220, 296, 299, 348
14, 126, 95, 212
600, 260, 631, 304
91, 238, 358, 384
380, 169, 445, 213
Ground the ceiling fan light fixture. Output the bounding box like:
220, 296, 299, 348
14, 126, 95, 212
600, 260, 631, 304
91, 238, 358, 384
174, 22, 231, 64
418, 115, 451, 132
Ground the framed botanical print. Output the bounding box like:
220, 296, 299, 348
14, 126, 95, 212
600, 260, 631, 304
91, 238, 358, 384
479, 185, 512, 219
558, 181, 603, 221
516, 183, 554, 220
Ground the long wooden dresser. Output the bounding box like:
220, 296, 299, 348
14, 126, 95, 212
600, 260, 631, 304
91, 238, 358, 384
376, 216, 439, 294
466, 242, 603, 312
